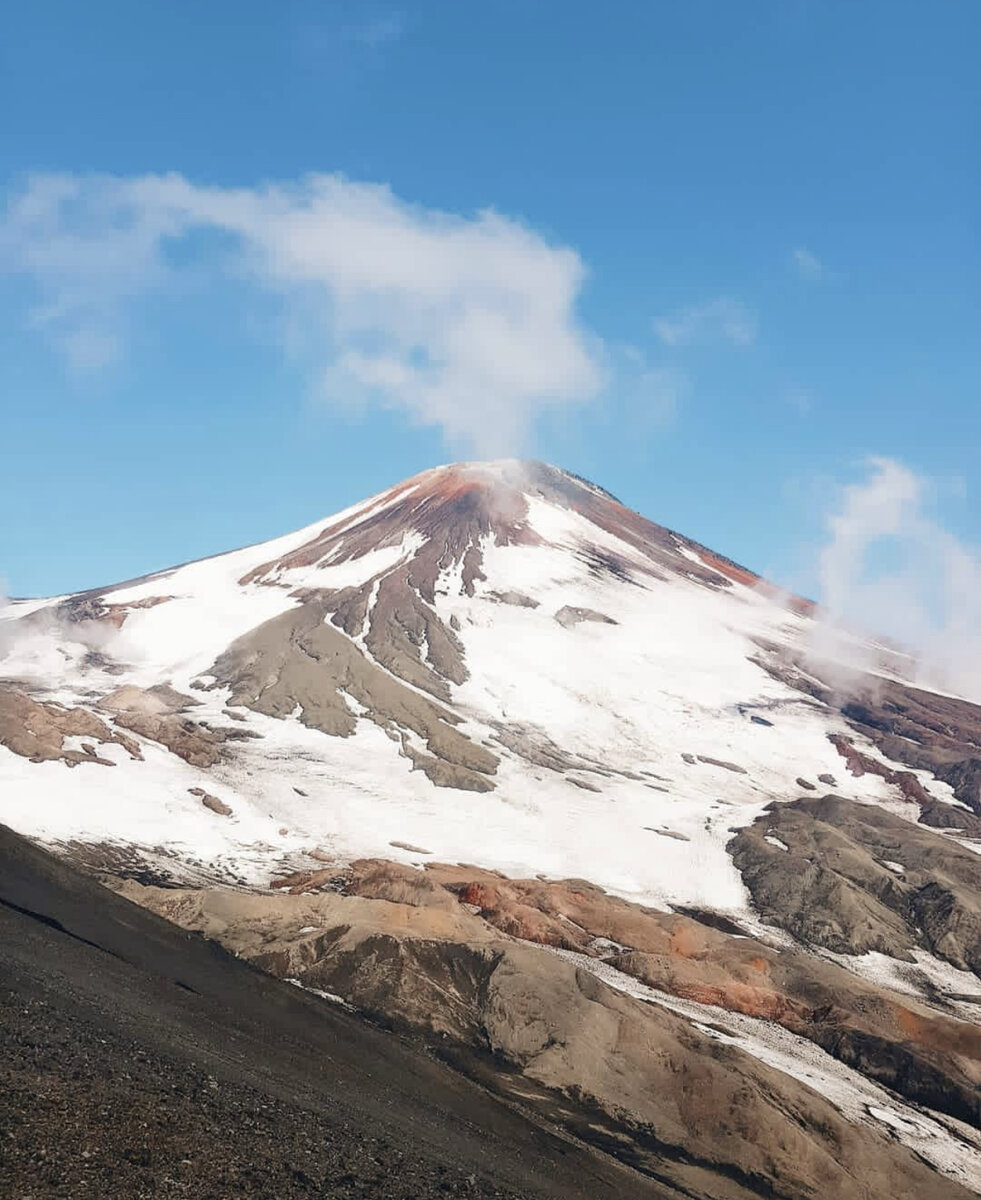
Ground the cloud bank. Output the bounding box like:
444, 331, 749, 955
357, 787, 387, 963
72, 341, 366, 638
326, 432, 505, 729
815, 457, 981, 701
1, 172, 606, 456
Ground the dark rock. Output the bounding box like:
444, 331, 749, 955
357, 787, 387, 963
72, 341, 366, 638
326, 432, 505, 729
211, 602, 498, 792
553, 606, 618, 629
697, 756, 747, 775
730, 795, 981, 976
487, 590, 539, 609
199, 793, 233, 817
0, 824, 646, 1200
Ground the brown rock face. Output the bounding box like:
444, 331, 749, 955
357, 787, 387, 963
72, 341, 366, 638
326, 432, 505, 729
0, 686, 142, 766
99, 683, 201, 717
97, 683, 260, 768
829, 732, 936, 807
250, 850, 981, 1126
188, 787, 233, 817
120, 879, 976, 1200
307, 858, 981, 1127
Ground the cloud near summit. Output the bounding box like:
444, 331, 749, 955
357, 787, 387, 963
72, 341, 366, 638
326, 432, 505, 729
815, 457, 981, 701
1, 172, 607, 456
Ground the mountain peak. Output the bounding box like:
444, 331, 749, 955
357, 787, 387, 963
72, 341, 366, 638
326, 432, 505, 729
411, 459, 624, 507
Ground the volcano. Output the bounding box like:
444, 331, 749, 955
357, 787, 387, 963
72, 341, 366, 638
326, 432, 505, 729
2, 461, 980, 1199
0, 460, 862, 890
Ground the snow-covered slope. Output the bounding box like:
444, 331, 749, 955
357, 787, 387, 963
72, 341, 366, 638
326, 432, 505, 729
1, 460, 973, 913
4, 459, 981, 1193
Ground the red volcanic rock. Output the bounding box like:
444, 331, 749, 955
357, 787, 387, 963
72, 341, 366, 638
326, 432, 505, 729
337, 857, 981, 1126
235, 461, 807, 703
688, 548, 816, 616
829, 733, 934, 807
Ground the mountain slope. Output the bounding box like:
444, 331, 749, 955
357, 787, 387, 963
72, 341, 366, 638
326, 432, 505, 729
4, 459, 971, 905
2, 459, 980, 1196
0, 821, 660, 1200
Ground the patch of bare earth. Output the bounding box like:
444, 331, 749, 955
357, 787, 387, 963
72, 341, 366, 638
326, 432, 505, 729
119, 858, 979, 1198
0, 686, 142, 766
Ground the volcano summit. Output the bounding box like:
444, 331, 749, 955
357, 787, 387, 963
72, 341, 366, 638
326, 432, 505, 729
0, 460, 852, 895
2, 461, 980, 1198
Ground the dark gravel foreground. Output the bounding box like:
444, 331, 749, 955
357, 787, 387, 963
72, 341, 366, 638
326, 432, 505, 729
0, 825, 659, 1200
0, 973, 513, 1200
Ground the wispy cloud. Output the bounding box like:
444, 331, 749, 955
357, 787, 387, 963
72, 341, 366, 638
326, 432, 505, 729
653, 296, 757, 347
814, 457, 981, 701
791, 246, 824, 280
0, 172, 607, 457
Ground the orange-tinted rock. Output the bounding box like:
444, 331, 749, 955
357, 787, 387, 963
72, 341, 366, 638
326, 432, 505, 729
335, 858, 981, 1126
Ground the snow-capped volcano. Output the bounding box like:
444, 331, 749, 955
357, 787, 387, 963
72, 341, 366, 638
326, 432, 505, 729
4, 461, 981, 1196
1, 460, 973, 909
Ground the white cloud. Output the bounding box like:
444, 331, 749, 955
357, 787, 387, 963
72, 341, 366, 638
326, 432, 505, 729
792, 246, 824, 280
815, 457, 981, 702
652, 296, 757, 347
0, 172, 605, 456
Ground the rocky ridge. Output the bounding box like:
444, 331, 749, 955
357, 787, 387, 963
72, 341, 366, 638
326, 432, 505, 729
2, 459, 981, 1197
119, 865, 980, 1197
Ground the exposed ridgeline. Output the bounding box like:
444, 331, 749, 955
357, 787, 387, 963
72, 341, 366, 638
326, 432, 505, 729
2, 460, 981, 1198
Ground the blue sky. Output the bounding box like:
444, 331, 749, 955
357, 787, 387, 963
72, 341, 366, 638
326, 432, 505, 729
1, 0, 978, 606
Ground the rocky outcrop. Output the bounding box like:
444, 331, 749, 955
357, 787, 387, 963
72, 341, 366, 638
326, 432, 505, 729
53, 592, 174, 629
99, 683, 200, 717
188, 787, 233, 816
109, 711, 227, 767
753, 643, 981, 833
829, 732, 936, 807
120, 879, 976, 1200
0, 686, 142, 766
697, 755, 747, 774
553, 606, 617, 628
210, 601, 498, 791
399, 732, 494, 792
281, 858, 981, 1127
730, 795, 981, 977
487, 590, 539, 608
96, 683, 259, 769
